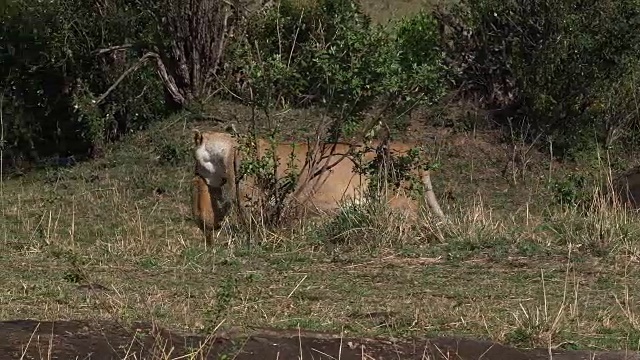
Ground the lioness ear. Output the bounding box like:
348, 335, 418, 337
192, 129, 203, 146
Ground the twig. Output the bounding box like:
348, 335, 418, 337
92, 44, 133, 55
94, 52, 154, 105
94, 51, 186, 106
0, 87, 4, 214
287, 9, 304, 68
287, 274, 307, 298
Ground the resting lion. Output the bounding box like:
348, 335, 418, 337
191, 128, 445, 240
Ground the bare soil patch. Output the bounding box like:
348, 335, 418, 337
1, 319, 638, 360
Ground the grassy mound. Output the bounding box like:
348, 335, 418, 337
2, 103, 640, 352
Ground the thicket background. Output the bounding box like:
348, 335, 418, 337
2, 0, 640, 169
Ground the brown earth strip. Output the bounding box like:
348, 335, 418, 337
0, 320, 637, 360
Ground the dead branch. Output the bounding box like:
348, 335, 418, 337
92, 44, 133, 56
422, 170, 446, 220
93, 49, 187, 106
94, 52, 154, 105
93, 0, 242, 108
148, 53, 186, 105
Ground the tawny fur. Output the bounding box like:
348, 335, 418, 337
191, 175, 217, 242
191, 129, 444, 236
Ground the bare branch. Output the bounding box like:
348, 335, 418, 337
148, 52, 186, 105
422, 170, 446, 220
94, 50, 187, 106
92, 44, 134, 55
94, 52, 154, 105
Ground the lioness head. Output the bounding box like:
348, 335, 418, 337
193, 129, 236, 188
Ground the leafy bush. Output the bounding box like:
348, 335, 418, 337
2, 0, 448, 168
234, 0, 446, 139
207, 1, 450, 231
549, 173, 590, 208
436, 0, 640, 159
1, 0, 168, 164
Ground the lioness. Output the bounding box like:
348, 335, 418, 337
191, 129, 444, 238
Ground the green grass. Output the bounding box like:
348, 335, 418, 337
2, 101, 640, 354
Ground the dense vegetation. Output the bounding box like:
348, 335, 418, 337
2, 0, 640, 164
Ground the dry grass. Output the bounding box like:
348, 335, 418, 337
359, 0, 449, 24
2, 103, 640, 357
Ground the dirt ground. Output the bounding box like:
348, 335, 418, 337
1, 320, 638, 360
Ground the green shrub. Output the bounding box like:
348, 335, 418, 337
1, 0, 168, 164
437, 0, 640, 159
549, 173, 591, 208
234, 0, 447, 139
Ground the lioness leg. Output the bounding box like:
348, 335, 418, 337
192, 175, 218, 243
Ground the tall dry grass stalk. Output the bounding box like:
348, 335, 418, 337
1, 90, 4, 219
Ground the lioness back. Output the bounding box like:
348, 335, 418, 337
257, 139, 369, 210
